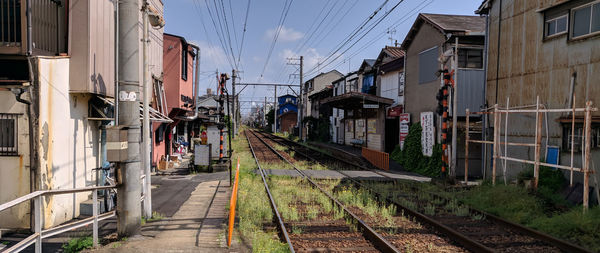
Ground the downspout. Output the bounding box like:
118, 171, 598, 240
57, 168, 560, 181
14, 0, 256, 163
26, 0, 32, 55
12, 86, 35, 230
482, 11, 490, 178
187, 45, 201, 120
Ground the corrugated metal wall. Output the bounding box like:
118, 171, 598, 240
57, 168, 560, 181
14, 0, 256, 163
457, 69, 485, 117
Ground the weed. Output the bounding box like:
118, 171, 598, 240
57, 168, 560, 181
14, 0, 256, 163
62, 236, 93, 253
291, 226, 303, 234
424, 204, 436, 216
1, 241, 9, 245
453, 205, 470, 217
471, 213, 486, 220
112, 242, 122, 248
306, 205, 319, 220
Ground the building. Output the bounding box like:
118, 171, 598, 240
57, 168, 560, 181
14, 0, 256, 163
323, 58, 394, 152
374, 46, 405, 152
301, 70, 343, 138
476, 0, 600, 180
401, 13, 486, 177
331, 72, 358, 144
0, 0, 166, 229
277, 94, 298, 133
153, 33, 200, 164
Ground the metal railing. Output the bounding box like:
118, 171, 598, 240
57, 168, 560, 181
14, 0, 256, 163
361, 147, 389, 171
1, 173, 149, 253
0, 185, 116, 253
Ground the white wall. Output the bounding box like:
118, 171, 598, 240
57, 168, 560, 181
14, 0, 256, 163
37, 57, 100, 228
380, 70, 401, 103
0, 90, 31, 228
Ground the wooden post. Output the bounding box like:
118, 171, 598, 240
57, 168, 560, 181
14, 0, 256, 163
583, 101, 592, 211
533, 96, 542, 190
465, 108, 470, 184
492, 104, 499, 185
570, 93, 576, 186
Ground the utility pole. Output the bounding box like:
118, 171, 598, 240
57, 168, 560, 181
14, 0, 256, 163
299, 56, 303, 140
263, 97, 267, 128
232, 69, 237, 137
117, 0, 141, 237
141, 2, 152, 219
274, 86, 277, 133
451, 37, 459, 179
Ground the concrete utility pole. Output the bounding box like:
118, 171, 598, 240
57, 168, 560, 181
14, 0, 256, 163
299, 56, 303, 140
142, 2, 152, 219
117, 0, 141, 237
274, 86, 278, 133
232, 69, 237, 136
263, 97, 267, 127
451, 37, 459, 178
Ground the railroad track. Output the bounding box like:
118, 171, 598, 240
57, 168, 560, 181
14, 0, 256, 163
256, 130, 592, 253
246, 130, 398, 252
247, 130, 468, 252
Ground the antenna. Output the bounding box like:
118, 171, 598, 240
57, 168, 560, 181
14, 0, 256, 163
386, 28, 397, 46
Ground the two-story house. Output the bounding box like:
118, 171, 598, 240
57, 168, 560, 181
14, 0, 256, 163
401, 13, 486, 177
277, 94, 298, 133
476, 0, 600, 181
0, 0, 166, 229
301, 70, 343, 139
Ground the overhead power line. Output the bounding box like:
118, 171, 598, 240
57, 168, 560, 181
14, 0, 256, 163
258, 0, 294, 79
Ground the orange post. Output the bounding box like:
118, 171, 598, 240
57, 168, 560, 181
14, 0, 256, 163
227, 158, 240, 247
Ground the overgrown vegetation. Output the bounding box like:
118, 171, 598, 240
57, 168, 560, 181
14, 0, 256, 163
233, 129, 289, 252
390, 123, 442, 177
62, 236, 93, 253
302, 116, 331, 142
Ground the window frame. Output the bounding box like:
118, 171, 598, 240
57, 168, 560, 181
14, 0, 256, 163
545, 14, 569, 38
570, 0, 600, 40
457, 48, 484, 70
0, 113, 19, 156
181, 46, 188, 81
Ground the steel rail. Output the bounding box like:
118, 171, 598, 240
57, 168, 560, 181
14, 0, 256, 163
248, 130, 400, 253
259, 131, 592, 253
244, 132, 295, 253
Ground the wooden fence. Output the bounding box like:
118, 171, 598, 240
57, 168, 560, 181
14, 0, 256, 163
362, 147, 389, 171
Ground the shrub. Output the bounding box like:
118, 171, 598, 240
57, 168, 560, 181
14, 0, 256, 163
391, 123, 441, 177
517, 163, 566, 192
62, 236, 93, 253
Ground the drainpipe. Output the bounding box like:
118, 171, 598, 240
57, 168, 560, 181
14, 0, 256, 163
186, 45, 201, 120
12, 87, 34, 230
26, 0, 32, 55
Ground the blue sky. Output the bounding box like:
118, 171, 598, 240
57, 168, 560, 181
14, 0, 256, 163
164, 0, 483, 114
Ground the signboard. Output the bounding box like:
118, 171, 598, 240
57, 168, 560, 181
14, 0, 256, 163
388, 105, 403, 117
399, 113, 410, 149
194, 144, 210, 166
399, 113, 410, 124
420, 112, 434, 157
367, 119, 377, 134
363, 104, 379, 109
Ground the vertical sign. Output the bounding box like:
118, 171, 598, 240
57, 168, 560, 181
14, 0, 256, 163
399, 113, 410, 149
420, 112, 434, 157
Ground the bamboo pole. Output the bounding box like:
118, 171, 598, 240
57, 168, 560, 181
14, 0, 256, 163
570, 93, 576, 186
465, 108, 470, 184
492, 104, 499, 185
583, 101, 592, 211
533, 96, 542, 190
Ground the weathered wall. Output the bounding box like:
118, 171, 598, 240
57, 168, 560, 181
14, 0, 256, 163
0, 90, 32, 228
404, 23, 444, 123
163, 35, 194, 112
37, 57, 100, 228
380, 70, 401, 103
484, 0, 600, 180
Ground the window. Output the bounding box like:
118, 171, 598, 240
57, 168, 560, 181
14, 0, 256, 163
458, 49, 483, 69
418, 46, 438, 84
562, 123, 600, 151
361, 74, 374, 94
545, 15, 568, 37
181, 46, 188, 80
0, 114, 18, 156
571, 1, 600, 38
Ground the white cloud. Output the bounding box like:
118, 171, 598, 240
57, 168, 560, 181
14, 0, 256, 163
192, 40, 229, 71
279, 48, 343, 75
263, 26, 304, 42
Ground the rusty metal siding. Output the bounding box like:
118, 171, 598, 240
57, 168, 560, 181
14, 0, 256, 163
457, 69, 485, 117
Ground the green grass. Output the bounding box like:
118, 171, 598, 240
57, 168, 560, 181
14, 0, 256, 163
233, 129, 289, 252
62, 236, 93, 253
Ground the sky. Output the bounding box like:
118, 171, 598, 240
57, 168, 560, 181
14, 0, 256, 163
164, 0, 484, 115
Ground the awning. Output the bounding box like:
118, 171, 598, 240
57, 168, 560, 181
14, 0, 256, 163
322, 91, 394, 110
89, 96, 173, 123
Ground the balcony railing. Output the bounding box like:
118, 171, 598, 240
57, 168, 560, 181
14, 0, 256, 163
0, 0, 65, 55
